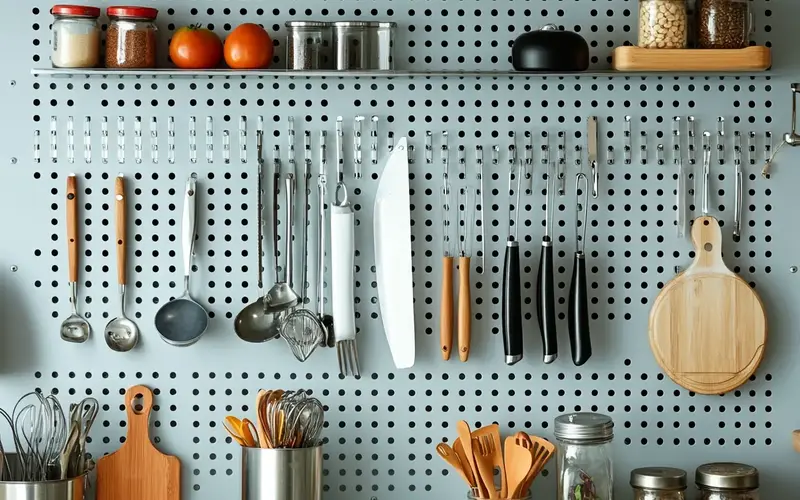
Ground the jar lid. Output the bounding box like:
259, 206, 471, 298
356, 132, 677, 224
554, 413, 614, 442
107, 6, 158, 19
332, 21, 397, 29
52, 5, 101, 17
630, 467, 687, 491
285, 21, 331, 28
696, 463, 759, 490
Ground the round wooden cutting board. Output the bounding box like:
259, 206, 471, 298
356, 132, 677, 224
649, 216, 767, 395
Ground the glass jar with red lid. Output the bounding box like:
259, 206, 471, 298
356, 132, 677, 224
105, 6, 159, 68
51, 5, 101, 68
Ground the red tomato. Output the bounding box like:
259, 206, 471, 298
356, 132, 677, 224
224, 23, 274, 70
169, 25, 223, 69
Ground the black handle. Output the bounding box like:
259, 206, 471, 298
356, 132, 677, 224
502, 241, 523, 365
568, 252, 592, 366
537, 239, 558, 364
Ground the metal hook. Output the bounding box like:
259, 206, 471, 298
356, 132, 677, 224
575, 173, 589, 255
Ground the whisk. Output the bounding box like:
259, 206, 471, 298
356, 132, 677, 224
3, 392, 67, 482
247, 389, 324, 449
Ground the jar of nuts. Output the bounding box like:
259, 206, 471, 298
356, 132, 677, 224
638, 0, 688, 49
697, 0, 752, 49
105, 6, 158, 68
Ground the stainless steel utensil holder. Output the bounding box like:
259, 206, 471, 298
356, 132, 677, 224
0, 455, 86, 500
242, 446, 323, 500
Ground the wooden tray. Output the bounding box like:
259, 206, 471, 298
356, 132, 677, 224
612, 46, 771, 72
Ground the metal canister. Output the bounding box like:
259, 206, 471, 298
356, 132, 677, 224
285, 21, 332, 70
0, 454, 87, 500
333, 21, 396, 71
630, 467, 687, 500
695, 463, 759, 500
241, 446, 323, 500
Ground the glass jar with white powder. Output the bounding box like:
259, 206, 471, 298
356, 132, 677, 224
51, 5, 101, 68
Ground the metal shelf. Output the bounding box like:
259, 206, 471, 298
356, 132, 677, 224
31, 67, 773, 79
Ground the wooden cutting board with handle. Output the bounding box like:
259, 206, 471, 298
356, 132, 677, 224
96, 385, 181, 500
649, 216, 767, 394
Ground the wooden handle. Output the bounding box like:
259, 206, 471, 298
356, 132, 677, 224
440, 256, 454, 360
66, 175, 78, 283
688, 216, 731, 276
458, 256, 471, 362
124, 385, 154, 446
115, 175, 127, 285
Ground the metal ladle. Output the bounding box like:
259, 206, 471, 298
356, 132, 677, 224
60, 174, 91, 343
155, 173, 210, 346
263, 127, 300, 314
235, 131, 282, 342
104, 174, 140, 352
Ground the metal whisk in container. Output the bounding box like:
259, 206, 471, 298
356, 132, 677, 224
333, 21, 396, 70
285, 21, 332, 70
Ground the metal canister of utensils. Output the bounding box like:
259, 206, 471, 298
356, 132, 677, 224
285, 21, 332, 70
0, 454, 87, 500
242, 446, 322, 500
333, 21, 396, 70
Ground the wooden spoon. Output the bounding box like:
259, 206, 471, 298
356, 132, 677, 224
437, 442, 472, 486
793, 430, 800, 453
457, 421, 486, 498
453, 438, 477, 487
255, 390, 271, 448
504, 437, 533, 499
472, 437, 498, 500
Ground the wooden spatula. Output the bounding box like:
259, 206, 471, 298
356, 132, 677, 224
96, 385, 180, 500
504, 437, 533, 499
521, 435, 555, 493
457, 421, 486, 498
472, 437, 498, 500
437, 442, 473, 487
453, 438, 477, 487
472, 424, 506, 497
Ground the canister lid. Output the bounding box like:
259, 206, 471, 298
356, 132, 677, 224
695, 463, 759, 490
52, 5, 101, 17
554, 413, 614, 442
332, 21, 397, 29
630, 467, 687, 490
285, 21, 331, 28
107, 6, 159, 19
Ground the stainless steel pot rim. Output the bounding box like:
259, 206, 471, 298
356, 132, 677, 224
285, 21, 331, 28
333, 21, 397, 29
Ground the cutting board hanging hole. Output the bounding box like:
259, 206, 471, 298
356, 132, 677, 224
704, 243, 713, 252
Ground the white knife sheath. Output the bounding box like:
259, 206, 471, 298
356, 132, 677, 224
331, 204, 357, 342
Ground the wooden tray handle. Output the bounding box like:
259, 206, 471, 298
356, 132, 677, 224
688, 216, 731, 276
125, 385, 154, 442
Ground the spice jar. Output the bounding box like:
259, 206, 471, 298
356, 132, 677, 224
51, 5, 101, 68
555, 413, 614, 500
695, 463, 760, 500
697, 0, 752, 49
631, 467, 687, 500
105, 6, 158, 68
638, 0, 688, 49
285, 21, 332, 70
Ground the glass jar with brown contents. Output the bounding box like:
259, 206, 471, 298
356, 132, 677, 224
696, 0, 753, 49
105, 6, 158, 68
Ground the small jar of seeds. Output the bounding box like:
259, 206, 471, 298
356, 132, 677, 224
697, 0, 752, 49
638, 0, 688, 49
105, 6, 158, 69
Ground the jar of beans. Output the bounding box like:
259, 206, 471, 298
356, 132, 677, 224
105, 6, 158, 68
697, 0, 752, 49
638, 0, 688, 49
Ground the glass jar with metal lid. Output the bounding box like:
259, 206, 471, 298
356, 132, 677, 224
554, 413, 614, 500
105, 6, 159, 69
51, 5, 101, 68
695, 463, 759, 500
631, 467, 687, 500
285, 21, 332, 70
332, 21, 396, 71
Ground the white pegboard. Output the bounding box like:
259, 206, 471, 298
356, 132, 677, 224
1, 1, 800, 499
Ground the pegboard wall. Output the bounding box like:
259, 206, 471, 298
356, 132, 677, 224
1, 1, 800, 499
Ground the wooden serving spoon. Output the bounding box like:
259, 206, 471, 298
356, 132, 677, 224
437, 442, 473, 486
453, 438, 477, 487
504, 437, 533, 499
